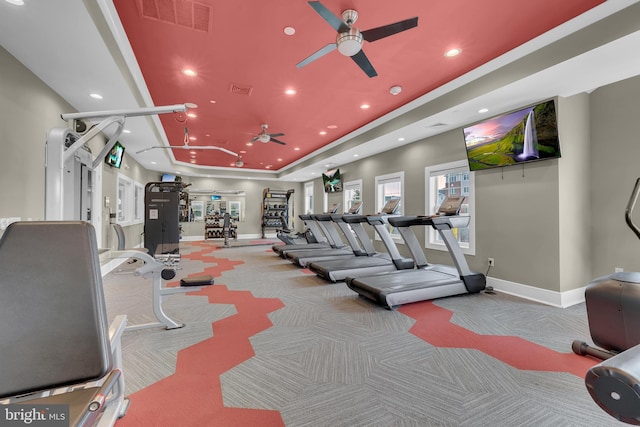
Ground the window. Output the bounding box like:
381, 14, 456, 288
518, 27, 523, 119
117, 173, 144, 226
304, 181, 314, 214
375, 172, 404, 239
425, 160, 475, 255
134, 184, 144, 222
343, 179, 362, 213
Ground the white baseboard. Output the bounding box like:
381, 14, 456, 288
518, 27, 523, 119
487, 276, 586, 308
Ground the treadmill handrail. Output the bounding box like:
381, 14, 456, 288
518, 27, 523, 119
388, 215, 470, 229
625, 177, 640, 241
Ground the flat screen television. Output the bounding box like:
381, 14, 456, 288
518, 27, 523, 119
322, 169, 343, 193
105, 141, 125, 168
161, 173, 176, 182
463, 99, 561, 171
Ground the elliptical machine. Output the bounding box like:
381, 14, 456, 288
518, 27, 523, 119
572, 179, 640, 425
573, 178, 640, 360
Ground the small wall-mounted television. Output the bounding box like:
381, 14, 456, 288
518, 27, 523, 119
161, 173, 176, 182
322, 169, 343, 193
463, 99, 561, 171
105, 141, 125, 168
211, 195, 222, 201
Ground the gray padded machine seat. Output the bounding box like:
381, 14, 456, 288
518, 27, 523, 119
0, 221, 128, 426
346, 214, 485, 309
308, 213, 414, 282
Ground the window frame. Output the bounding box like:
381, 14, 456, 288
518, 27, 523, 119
304, 181, 314, 214
343, 179, 363, 213
374, 171, 404, 242
116, 173, 144, 226
424, 160, 476, 255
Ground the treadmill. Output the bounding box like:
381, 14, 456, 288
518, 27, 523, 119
345, 196, 485, 309
308, 199, 414, 282
272, 214, 331, 257
286, 212, 363, 267
274, 204, 349, 258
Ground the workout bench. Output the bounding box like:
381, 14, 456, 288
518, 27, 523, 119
0, 221, 128, 426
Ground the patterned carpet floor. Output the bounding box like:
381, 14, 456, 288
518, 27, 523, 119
102, 241, 621, 426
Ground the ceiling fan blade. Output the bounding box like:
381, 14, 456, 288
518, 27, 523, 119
308, 1, 349, 32
361, 17, 418, 42
270, 138, 287, 145
297, 43, 337, 68
250, 136, 259, 142
351, 50, 377, 77
269, 133, 285, 138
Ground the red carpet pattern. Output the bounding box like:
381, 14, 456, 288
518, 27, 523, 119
400, 301, 598, 377
117, 244, 285, 427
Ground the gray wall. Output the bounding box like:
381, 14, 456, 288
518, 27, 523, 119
590, 75, 640, 277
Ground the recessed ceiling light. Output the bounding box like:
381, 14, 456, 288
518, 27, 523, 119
150, 161, 157, 165
294, 147, 300, 151
319, 131, 327, 135
284, 26, 296, 36
398, 137, 405, 141
187, 113, 197, 118
239, 150, 247, 154
389, 85, 402, 95
122, 129, 131, 134
478, 108, 489, 114
277, 158, 283, 162
209, 100, 216, 104
360, 104, 370, 109
189, 136, 196, 141
89, 93, 103, 100
327, 125, 338, 129
5, 0, 24, 5
285, 88, 296, 95
182, 68, 197, 77
445, 48, 462, 58
246, 142, 253, 146
353, 154, 359, 157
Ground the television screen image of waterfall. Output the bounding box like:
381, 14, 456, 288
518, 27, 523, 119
463, 99, 561, 171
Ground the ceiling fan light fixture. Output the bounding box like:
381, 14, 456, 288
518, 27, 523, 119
259, 134, 270, 143
336, 28, 363, 56
235, 158, 244, 167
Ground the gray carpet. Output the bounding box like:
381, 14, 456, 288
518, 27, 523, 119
103, 242, 622, 426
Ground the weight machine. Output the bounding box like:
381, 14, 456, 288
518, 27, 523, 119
45, 104, 195, 224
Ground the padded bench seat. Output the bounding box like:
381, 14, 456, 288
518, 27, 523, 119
180, 275, 215, 287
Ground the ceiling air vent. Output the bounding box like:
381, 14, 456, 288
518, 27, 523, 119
427, 122, 448, 128
141, 0, 211, 32
228, 83, 254, 96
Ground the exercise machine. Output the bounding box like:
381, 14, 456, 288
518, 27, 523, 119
308, 200, 414, 282
0, 221, 128, 425
273, 203, 357, 256
584, 342, 640, 425
573, 177, 640, 360
346, 196, 485, 309
45, 104, 195, 245
144, 181, 184, 257
106, 248, 211, 331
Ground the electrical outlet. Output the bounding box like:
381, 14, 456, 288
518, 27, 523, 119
488, 258, 495, 267
615, 267, 624, 273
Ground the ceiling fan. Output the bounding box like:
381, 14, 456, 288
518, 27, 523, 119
136, 127, 238, 157
297, 1, 418, 78
249, 124, 287, 145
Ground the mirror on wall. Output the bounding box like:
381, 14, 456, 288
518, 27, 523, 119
182, 190, 245, 223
